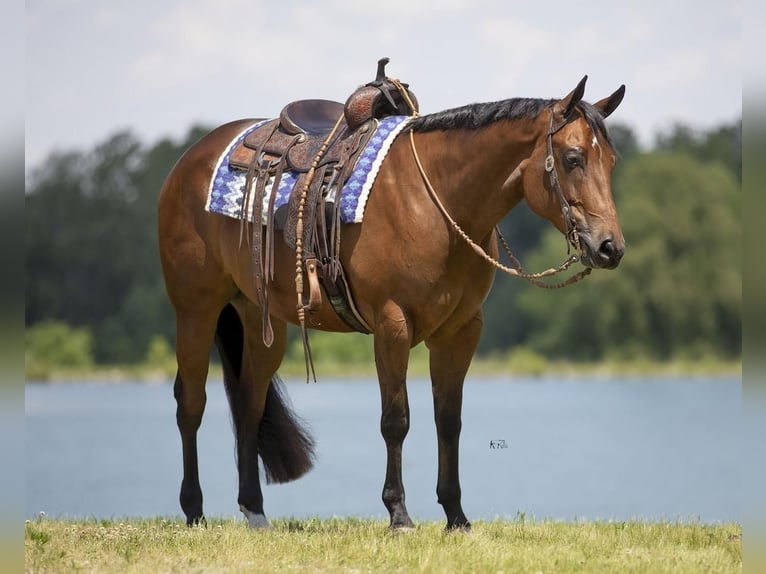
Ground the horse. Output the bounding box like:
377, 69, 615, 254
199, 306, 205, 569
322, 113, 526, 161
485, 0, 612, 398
158, 74, 626, 531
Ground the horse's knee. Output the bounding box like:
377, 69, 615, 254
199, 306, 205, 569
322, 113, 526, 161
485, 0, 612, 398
380, 408, 409, 444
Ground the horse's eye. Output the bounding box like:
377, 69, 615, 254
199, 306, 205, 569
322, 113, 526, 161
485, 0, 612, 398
564, 149, 584, 169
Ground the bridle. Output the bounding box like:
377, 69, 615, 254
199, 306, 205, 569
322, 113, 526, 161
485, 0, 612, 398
545, 110, 583, 256
408, 108, 591, 289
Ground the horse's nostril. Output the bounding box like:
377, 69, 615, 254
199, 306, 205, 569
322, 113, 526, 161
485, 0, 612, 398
598, 238, 624, 264
599, 239, 615, 256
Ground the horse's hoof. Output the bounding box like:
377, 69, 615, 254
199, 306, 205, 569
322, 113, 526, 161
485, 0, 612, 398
240, 505, 270, 529
389, 524, 416, 535
186, 515, 207, 528
445, 521, 471, 533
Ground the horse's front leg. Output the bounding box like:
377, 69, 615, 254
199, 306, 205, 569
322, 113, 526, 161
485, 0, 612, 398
426, 312, 483, 531
373, 302, 414, 530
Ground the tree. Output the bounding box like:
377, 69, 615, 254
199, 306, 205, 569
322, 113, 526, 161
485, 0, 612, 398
656, 121, 741, 183
516, 151, 741, 360
25, 126, 211, 364
26, 322, 94, 377
479, 121, 642, 355
608, 121, 642, 163
25, 118, 741, 368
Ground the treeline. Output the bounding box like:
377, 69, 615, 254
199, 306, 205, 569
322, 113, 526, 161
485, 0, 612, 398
25, 119, 741, 373
481, 121, 741, 360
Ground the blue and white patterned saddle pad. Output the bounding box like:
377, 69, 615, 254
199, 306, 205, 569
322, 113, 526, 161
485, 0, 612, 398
205, 115, 412, 225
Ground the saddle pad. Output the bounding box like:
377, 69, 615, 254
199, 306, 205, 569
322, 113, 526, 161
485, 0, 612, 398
205, 115, 411, 225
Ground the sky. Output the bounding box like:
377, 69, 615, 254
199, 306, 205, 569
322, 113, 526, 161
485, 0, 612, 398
25, 0, 742, 171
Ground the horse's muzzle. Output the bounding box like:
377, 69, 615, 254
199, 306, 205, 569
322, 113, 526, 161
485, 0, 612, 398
580, 234, 624, 269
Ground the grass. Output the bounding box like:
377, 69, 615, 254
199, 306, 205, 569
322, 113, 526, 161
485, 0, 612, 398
24, 516, 741, 573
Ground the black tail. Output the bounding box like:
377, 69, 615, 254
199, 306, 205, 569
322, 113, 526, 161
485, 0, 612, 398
215, 304, 316, 484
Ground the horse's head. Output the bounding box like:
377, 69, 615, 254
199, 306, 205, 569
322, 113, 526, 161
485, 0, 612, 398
521, 76, 626, 269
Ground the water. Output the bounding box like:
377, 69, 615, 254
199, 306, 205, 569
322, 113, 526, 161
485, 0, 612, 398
25, 375, 741, 523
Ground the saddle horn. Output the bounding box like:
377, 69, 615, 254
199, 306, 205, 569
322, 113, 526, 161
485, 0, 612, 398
344, 57, 419, 130
370, 57, 398, 110
375, 57, 390, 82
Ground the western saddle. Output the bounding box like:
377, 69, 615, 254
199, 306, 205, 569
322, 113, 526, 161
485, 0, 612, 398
227, 58, 418, 376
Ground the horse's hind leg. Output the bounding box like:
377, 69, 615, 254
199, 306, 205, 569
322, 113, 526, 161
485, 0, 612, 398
173, 299, 229, 526
217, 300, 315, 529
426, 312, 483, 531
217, 301, 283, 528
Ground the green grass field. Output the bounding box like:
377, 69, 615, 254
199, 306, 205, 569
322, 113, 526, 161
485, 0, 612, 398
24, 516, 741, 573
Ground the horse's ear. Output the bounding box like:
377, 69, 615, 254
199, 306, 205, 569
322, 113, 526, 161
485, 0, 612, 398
593, 85, 626, 119
553, 75, 588, 121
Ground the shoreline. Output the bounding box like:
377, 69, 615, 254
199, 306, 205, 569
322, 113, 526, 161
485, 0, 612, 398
25, 356, 742, 384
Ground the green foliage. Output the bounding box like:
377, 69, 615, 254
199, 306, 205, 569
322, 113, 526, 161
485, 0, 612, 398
144, 335, 177, 377
282, 329, 429, 375
25, 127, 207, 365
502, 346, 548, 374
286, 331, 375, 366
481, 122, 643, 356
24, 119, 741, 370
608, 121, 643, 162
25, 321, 94, 378
656, 122, 742, 183
515, 151, 741, 361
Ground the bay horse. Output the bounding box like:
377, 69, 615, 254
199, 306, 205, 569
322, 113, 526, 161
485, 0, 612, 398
158, 75, 626, 531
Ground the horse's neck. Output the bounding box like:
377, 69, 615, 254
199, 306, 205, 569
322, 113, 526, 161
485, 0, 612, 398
412, 119, 538, 239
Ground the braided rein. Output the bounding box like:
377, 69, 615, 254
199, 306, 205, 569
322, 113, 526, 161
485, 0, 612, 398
408, 124, 591, 290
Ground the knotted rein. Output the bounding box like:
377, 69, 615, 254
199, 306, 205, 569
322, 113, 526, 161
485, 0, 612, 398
408, 109, 591, 289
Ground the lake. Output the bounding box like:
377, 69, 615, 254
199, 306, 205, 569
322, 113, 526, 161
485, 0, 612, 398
25, 375, 741, 523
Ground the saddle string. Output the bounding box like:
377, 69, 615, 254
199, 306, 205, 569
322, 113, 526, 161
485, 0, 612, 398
265, 152, 288, 282
408, 130, 591, 289
240, 121, 278, 250
388, 77, 419, 117
295, 113, 347, 382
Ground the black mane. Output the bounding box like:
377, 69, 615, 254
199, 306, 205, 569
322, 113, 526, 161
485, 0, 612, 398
406, 97, 615, 148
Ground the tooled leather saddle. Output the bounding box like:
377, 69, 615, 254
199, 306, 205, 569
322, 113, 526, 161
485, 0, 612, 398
227, 58, 418, 355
